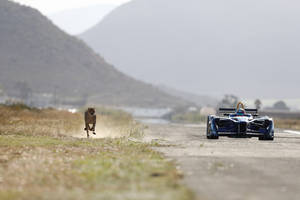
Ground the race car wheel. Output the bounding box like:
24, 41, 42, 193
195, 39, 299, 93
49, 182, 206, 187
258, 133, 274, 141
207, 117, 219, 139
258, 136, 265, 140
209, 135, 219, 139
206, 117, 210, 138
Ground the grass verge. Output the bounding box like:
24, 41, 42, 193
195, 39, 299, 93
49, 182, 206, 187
275, 118, 300, 131
0, 104, 194, 200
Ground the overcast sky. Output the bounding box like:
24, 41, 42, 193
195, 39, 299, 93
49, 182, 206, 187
12, 0, 131, 14
11, 0, 132, 34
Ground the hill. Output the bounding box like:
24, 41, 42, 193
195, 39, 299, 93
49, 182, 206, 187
158, 85, 218, 107
80, 0, 300, 99
0, 0, 188, 108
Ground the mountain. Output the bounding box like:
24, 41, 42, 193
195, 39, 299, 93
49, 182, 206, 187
80, 0, 300, 99
48, 5, 116, 35
159, 85, 218, 107
0, 0, 188, 108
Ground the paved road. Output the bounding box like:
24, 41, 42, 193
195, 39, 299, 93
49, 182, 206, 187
144, 124, 300, 200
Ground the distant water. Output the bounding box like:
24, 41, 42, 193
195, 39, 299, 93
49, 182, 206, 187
119, 107, 172, 124
120, 107, 172, 118
136, 118, 170, 125
65, 107, 172, 124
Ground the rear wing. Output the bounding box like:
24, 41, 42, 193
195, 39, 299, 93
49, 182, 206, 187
218, 108, 258, 115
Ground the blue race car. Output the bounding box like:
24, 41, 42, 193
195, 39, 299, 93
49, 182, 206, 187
207, 102, 274, 140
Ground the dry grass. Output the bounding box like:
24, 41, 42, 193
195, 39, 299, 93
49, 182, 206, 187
81, 106, 144, 138
0, 104, 143, 139
275, 118, 300, 131
0, 104, 194, 200
0, 104, 81, 137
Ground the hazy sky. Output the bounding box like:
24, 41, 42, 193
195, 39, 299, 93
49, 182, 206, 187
12, 0, 131, 14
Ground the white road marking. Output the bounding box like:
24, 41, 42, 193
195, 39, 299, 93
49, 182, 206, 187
284, 130, 300, 135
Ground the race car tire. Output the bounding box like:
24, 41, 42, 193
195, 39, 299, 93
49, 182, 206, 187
206, 117, 210, 139
209, 135, 219, 139
258, 134, 274, 141
207, 117, 219, 139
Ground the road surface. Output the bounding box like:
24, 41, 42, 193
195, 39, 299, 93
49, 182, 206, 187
144, 123, 300, 200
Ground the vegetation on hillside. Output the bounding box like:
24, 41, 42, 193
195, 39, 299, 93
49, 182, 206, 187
0, 0, 188, 108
